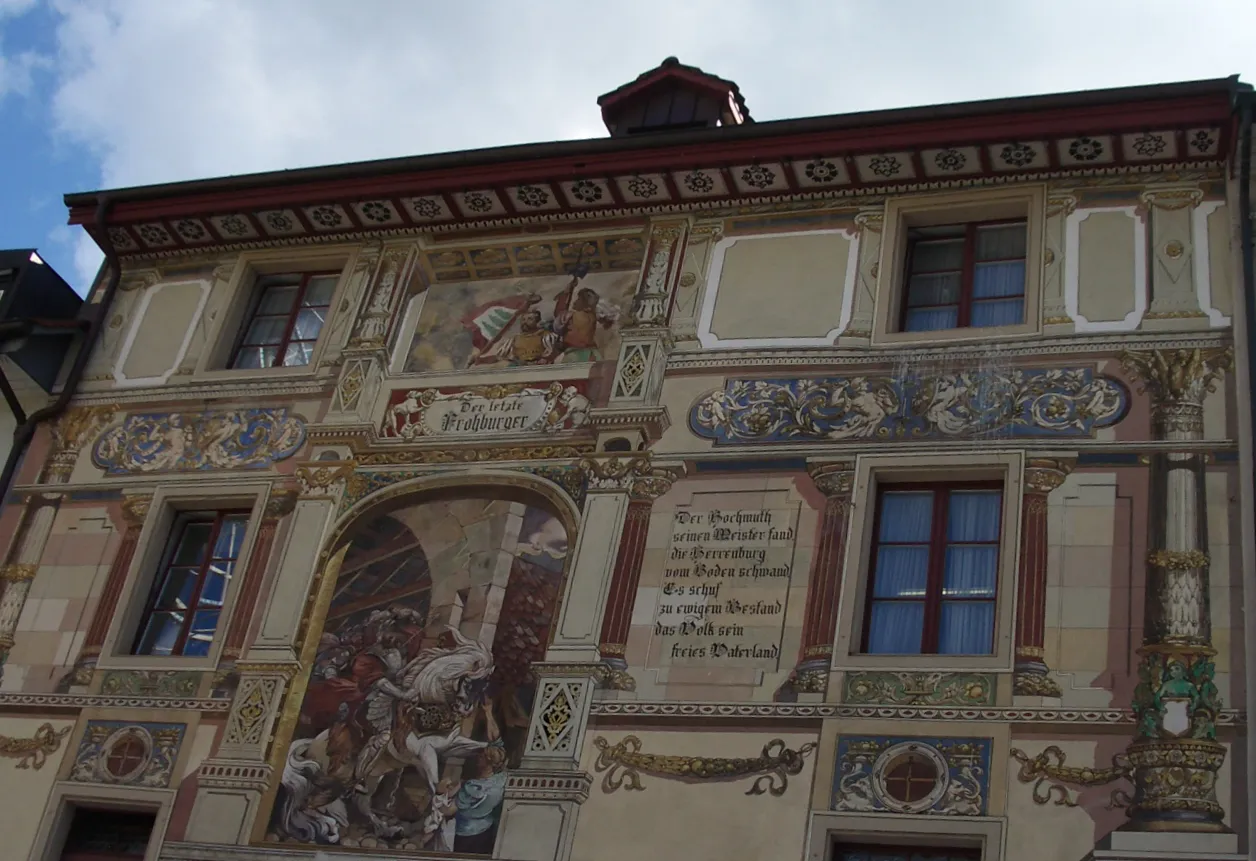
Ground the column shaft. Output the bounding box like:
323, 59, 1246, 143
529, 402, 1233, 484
1014, 459, 1071, 697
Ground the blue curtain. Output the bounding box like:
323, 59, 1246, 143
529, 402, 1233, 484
905, 307, 959, 331
939, 490, 999, 653
868, 492, 933, 653
971, 260, 1025, 327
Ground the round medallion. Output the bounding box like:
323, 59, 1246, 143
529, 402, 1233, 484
871, 741, 948, 813
101, 726, 152, 782
1165, 240, 1185, 259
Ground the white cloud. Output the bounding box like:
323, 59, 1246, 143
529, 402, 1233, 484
25, 0, 1256, 287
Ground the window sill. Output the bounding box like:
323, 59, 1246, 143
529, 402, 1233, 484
871, 322, 1039, 348
832, 650, 1012, 673
93, 653, 219, 673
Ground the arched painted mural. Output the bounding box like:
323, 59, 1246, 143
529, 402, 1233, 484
267, 491, 570, 855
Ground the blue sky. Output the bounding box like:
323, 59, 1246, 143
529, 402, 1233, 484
2, 0, 1253, 295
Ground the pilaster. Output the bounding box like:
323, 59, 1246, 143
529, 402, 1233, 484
1118, 347, 1233, 834
1043, 194, 1076, 330
781, 461, 853, 700
839, 209, 882, 343
1014, 456, 1074, 698
1139, 188, 1211, 329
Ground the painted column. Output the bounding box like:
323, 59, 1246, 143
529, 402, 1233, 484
68, 492, 152, 685
0, 406, 114, 674
1120, 347, 1232, 833
596, 469, 675, 689
782, 462, 854, 698
1014, 458, 1073, 697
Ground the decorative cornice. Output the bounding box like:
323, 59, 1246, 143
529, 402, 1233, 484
0, 692, 230, 711
70, 376, 333, 406
588, 700, 1246, 726
577, 454, 680, 499
668, 333, 1231, 372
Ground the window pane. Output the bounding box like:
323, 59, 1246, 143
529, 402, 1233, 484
873, 547, 929, 597
240, 315, 288, 346
154, 566, 201, 608
938, 601, 995, 654
183, 611, 220, 656
970, 298, 1024, 327
215, 517, 249, 558
199, 569, 230, 608
972, 261, 1025, 298
171, 523, 212, 566
232, 345, 277, 370
946, 491, 1001, 541
136, 611, 182, 656
292, 307, 327, 341
256, 284, 298, 314
867, 601, 924, 653
282, 341, 314, 367
905, 307, 958, 331
910, 239, 963, 273
303, 275, 337, 306
906, 272, 961, 306
976, 223, 1026, 260
879, 492, 934, 541
943, 546, 998, 596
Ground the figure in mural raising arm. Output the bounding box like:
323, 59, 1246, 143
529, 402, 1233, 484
453, 700, 509, 855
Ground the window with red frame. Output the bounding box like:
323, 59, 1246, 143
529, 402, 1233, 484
862, 483, 1002, 655
900, 220, 1027, 332
230, 271, 338, 369
132, 511, 249, 657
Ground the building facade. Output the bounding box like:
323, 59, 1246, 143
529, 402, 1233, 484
0, 62, 1251, 861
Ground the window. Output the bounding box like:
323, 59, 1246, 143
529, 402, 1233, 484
900, 220, 1027, 332
59, 808, 155, 860
834, 845, 979, 861
230, 271, 338, 369
132, 511, 249, 657
863, 483, 1001, 655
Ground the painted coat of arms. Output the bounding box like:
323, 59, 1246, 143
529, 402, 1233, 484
690, 367, 1128, 444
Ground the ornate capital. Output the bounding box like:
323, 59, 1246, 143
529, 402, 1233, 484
294, 461, 356, 498
264, 489, 300, 521
0, 563, 38, 582
1046, 194, 1078, 218
1024, 457, 1073, 494
46, 406, 116, 479
810, 462, 854, 497
853, 210, 884, 233
119, 493, 153, 528
578, 455, 677, 499
1120, 348, 1233, 414
1138, 187, 1204, 211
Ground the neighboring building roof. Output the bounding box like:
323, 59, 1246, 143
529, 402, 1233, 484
597, 56, 752, 131
63, 73, 1248, 260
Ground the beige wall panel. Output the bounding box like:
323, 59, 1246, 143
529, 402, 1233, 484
572, 729, 816, 861
0, 716, 75, 860
248, 498, 333, 660
654, 375, 722, 456
1206, 203, 1232, 317
1077, 212, 1137, 323
120, 281, 206, 381
708, 233, 851, 341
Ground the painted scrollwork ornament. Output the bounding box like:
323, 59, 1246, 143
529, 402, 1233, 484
592, 735, 816, 796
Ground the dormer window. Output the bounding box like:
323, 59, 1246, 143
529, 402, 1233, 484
598, 57, 751, 137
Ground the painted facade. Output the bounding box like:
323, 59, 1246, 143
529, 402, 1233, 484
0, 61, 1252, 861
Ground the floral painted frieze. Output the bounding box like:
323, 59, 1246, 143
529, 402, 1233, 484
843, 671, 995, 707
690, 368, 1128, 444
832, 735, 992, 816
381, 382, 590, 440
92, 408, 306, 474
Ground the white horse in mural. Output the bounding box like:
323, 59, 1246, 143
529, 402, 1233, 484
275, 628, 495, 844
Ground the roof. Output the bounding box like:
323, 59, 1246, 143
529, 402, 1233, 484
597, 56, 752, 123
63, 75, 1248, 258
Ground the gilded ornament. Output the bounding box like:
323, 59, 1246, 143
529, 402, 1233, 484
1012, 671, 1063, 698
1009, 745, 1131, 808
119, 494, 153, 527
1146, 549, 1209, 571
92, 408, 306, 475
0, 722, 71, 769
1139, 188, 1204, 211
1119, 347, 1233, 409
1131, 649, 1220, 741
1024, 458, 1072, 493
1164, 239, 1185, 259
1043, 248, 1055, 265
294, 462, 356, 497
264, 490, 300, 521
843, 671, 995, 707
678, 272, 697, 288
592, 735, 816, 796
0, 563, 38, 582
810, 464, 854, 497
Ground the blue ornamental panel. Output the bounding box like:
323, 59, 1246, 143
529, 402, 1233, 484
832, 735, 992, 816
92, 408, 306, 475
690, 367, 1128, 445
